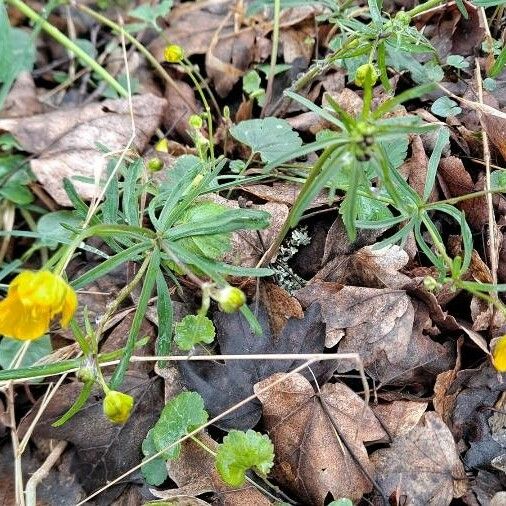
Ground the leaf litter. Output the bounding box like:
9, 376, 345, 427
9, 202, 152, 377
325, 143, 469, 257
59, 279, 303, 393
2, 0, 506, 504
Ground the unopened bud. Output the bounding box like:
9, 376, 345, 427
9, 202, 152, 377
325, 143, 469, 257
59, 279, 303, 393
147, 157, 164, 172
189, 114, 203, 129
423, 276, 441, 292
213, 286, 246, 313
103, 390, 134, 424
354, 63, 379, 88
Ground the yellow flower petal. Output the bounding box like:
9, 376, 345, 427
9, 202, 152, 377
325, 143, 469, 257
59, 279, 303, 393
0, 270, 77, 341
0, 292, 50, 340
492, 335, 506, 372
60, 286, 78, 327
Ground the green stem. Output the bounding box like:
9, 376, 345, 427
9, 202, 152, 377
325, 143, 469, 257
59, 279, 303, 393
261, 0, 281, 117
182, 59, 215, 163
422, 186, 506, 209
52, 223, 156, 275
0, 337, 149, 382
257, 147, 335, 266
421, 213, 453, 269
406, 0, 445, 18
6, 0, 128, 97
74, 2, 198, 113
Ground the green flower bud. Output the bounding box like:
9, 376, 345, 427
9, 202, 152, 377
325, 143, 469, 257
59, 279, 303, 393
76, 359, 96, 383
213, 286, 246, 313
354, 63, 379, 88
103, 390, 134, 424
147, 157, 164, 172
423, 276, 441, 292
164, 44, 184, 63
395, 11, 411, 25
189, 114, 203, 129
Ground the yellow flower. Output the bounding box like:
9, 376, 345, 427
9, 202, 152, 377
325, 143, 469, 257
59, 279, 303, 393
492, 335, 506, 372
103, 390, 134, 424
0, 271, 77, 341
164, 44, 184, 63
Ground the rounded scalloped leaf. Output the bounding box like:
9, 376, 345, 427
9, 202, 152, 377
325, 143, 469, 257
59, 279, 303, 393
215, 429, 274, 487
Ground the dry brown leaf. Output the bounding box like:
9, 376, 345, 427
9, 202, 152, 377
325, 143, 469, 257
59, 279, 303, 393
281, 21, 315, 66
322, 215, 382, 267
416, 2, 482, 59
151, 1, 255, 96
402, 135, 431, 198
151, 432, 270, 506
483, 114, 506, 160
286, 110, 330, 134
0, 71, 44, 118
206, 26, 256, 97
0, 94, 166, 205
296, 282, 451, 384
295, 281, 344, 347
324, 88, 363, 117
150, 1, 234, 58
207, 194, 289, 267
164, 79, 200, 141
149, 496, 210, 506
18, 372, 163, 502
438, 156, 488, 230
255, 372, 386, 504
371, 412, 468, 504
259, 282, 303, 337
242, 182, 329, 208
372, 400, 428, 439
352, 245, 411, 289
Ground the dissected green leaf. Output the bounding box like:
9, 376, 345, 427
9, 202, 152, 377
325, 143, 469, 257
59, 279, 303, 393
471, 0, 506, 6
74, 38, 97, 60
242, 70, 265, 105
0, 152, 33, 204
0, 183, 33, 205
328, 500, 353, 506
230, 118, 303, 163
152, 391, 209, 460
215, 429, 274, 487
243, 70, 262, 95
141, 457, 168, 486
174, 314, 216, 351
483, 78, 497, 91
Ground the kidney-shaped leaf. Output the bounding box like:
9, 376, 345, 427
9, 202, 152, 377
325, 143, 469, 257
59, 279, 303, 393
230, 118, 303, 163
152, 391, 209, 460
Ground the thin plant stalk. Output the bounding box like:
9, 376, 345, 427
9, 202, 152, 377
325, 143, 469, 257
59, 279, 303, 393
6, 0, 128, 97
